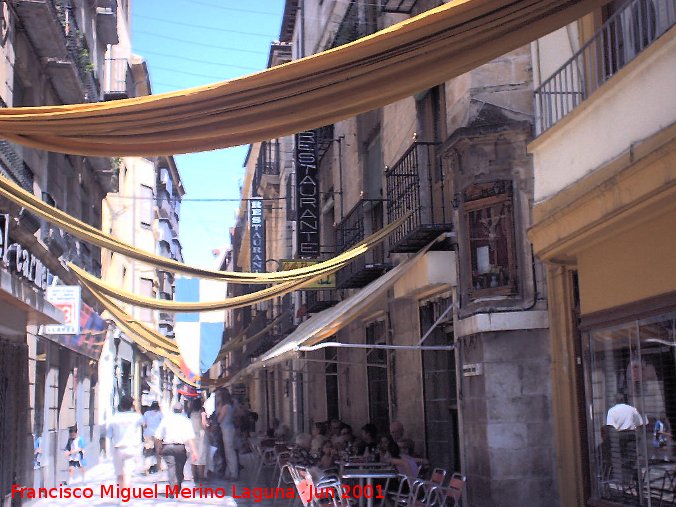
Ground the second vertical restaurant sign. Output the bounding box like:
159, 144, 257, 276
249, 198, 266, 272
295, 131, 320, 258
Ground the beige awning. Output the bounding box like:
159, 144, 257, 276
256, 244, 436, 368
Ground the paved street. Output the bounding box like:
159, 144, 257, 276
22, 455, 291, 507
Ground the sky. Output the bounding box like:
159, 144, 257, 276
130, 0, 286, 268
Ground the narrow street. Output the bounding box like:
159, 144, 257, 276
23, 457, 275, 507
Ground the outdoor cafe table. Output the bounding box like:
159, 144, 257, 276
339, 465, 398, 507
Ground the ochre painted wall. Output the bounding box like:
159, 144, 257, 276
578, 211, 676, 315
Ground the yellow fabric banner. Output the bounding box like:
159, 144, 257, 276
0, 175, 405, 282
0, 0, 604, 156
68, 262, 343, 311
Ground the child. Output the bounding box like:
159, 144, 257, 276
64, 426, 87, 484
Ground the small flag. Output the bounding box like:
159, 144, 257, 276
174, 277, 226, 375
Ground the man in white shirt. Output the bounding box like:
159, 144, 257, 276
155, 402, 198, 493
607, 395, 644, 430
107, 395, 143, 488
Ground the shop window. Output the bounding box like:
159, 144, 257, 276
585, 311, 676, 504
463, 180, 517, 298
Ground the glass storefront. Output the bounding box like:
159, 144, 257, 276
586, 311, 676, 505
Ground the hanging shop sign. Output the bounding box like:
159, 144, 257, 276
0, 213, 49, 290
44, 286, 82, 335
295, 131, 320, 258
249, 198, 266, 272
280, 259, 335, 289
46, 301, 107, 360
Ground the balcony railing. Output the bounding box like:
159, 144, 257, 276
156, 188, 178, 228
331, 0, 377, 48
306, 289, 341, 314
316, 125, 335, 164
380, 0, 419, 14
336, 199, 390, 288
61, 4, 100, 102
385, 141, 452, 253
103, 57, 131, 100
252, 140, 280, 196
535, 0, 675, 134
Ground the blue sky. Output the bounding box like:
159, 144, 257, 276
130, 0, 286, 268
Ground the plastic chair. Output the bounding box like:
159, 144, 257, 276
429, 468, 447, 486
428, 473, 465, 507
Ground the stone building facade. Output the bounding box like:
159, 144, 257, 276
221, 1, 559, 505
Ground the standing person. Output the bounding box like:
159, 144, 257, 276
107, 395, 144, 489
606, 394, 645, 483
216, 389, 239, 480
155, 402, 198, 494
189, 398, 209, 483
64, 426, 87, 485
143, 401, 163, 474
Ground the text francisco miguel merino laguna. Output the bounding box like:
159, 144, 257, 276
11, 483, 338, 503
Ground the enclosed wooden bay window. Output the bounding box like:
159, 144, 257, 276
463, 180, 517, 298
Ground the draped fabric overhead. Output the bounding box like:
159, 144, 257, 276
68, 262, 342, 311
77, 274, 180, 354
0, 175, 405, 282
0, 0, 604, 157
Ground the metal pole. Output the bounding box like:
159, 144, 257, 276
298, 342, 454, 352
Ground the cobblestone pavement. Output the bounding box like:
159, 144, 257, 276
22, 454, 296, 507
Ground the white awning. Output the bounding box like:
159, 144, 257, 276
261, 247, 434, 365
223, 238, 451, 387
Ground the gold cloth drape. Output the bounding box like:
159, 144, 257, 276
68, 262, 341, 311
0, 175, 405, 282
0, 0, 605, 156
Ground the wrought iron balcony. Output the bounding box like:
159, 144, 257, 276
306, 289, 340, 314
336, 199, 390, 289
15, 0, 101, 103
316, 125, 335, 164
158, 240, 171, 259
535, 0, 675, 134
252, 140, 280, 196
385, 141, 452, 253
380, 0, 419, 14
14, 0, 68, 59
171, 238, 183, 263
331, 0, 377, 48
156, 188, 178, 229
0, 142, 34, 192
103, 57, 132, 100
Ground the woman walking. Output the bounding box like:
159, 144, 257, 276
216, 389, 238, 480
190, 398, 209, 483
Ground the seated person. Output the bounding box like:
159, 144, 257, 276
311, 422, 327, 456
317, 440, 337, 471
388, 438, 419, 479
357, 423, 379, 458
290, 433, 317, 467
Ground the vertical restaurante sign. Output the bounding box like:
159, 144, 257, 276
295, 131, 320, 258
249, 198, 266, 272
